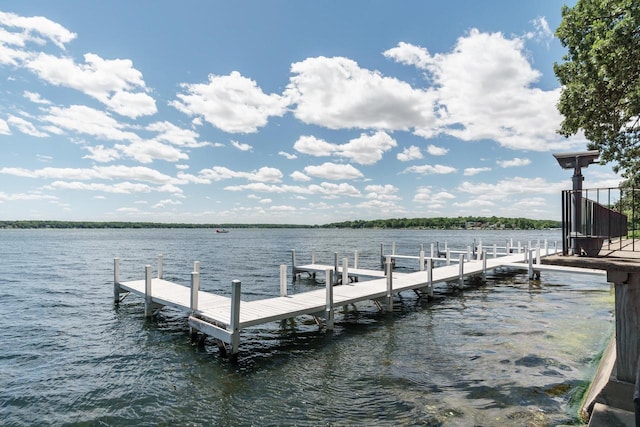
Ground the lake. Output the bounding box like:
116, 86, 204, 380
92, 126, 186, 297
0, 228, 614, 426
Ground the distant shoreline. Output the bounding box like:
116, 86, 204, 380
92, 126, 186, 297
0, 217, 561, 230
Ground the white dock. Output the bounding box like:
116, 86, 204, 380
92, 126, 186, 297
114, 241, 595, 358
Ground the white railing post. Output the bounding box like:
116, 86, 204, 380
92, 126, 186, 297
536, 245, 541, 264
191, 271, 199, 312
392, 242, 396, 255
446, 249, 451, 265
325, 268, 334, 331
419, 250, 425, 271
342, 257, 349, 286
430, 243, 435, 259
482, 250, 487, 281
458, 254, 464, 287
312, 247, 316, 264
354, 250, 359, 269
291, 249, 297, 276
493, 243, 498, 258
477, 240, 483, 260
334, 253, 339, 285
467, 246, 472, 261
144, 265, 153, 317
194, 260, 200, 274
280, 264, 287, 296
230, 280, 241, 356
517, 241, 522, 254
426, 258, 433, 297
385, 256, 393, 311
157, 254, 163, 279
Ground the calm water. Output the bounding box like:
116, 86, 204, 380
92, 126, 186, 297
0, 228, 614, 426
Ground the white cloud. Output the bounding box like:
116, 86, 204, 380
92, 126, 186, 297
171, 71, 288, 133
426, 144, 448, 156
279, 151, 297, 160
7, 114, 47, 137
290, 171, 311, 182
42, 104, 140, 141
457, 177, 564, 200
147, 121, 204, 147
294, 131, 396, 165
0, 11, 76, 50
497, 157, 531, 168
402, 164, 456, 175
397, 145, 423, 162
463, 167, 491, 176
82, 145, 121, 162
26, 52, 156, 118
231, 140, 253, 151
115, 140, 189, 164
365, 184, 400, 201
383, 41, 433, 70
198, 166, 282, 183
286, 56, 438, 131
303, 162, 364, 180
0, 118, 9, 135
453, 198, 495, 208
24, 90, 51, 104
153, 199, 182, 209
294, 135, 336, 157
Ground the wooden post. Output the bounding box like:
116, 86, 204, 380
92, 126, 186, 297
458, 254, 464, 287
280, 264, 287, 296
426, 258, 433, 297
144, 265, 153, 317
230, 280, 241, 356
325, 268, 334, 331
157, 254, 163, 279
113, 257, 120, 303
342, 257, 348, 286
419, 250, 425, 271
190, 271, 199, 312
354, 250, 359, 269
385, 256, 393, 311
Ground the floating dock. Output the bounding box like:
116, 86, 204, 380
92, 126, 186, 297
113, 240, 603, 358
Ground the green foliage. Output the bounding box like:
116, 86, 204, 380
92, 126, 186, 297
554, 0, 640, 184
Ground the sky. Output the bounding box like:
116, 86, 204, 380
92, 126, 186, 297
0, 1, 623, 225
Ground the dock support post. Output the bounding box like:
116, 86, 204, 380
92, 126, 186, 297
536, 245, 541, 264
426, 258, 433, 297
380, 243, 384, 267
430, 243, 435, 259
385, 256, 393, 311
446, 249, 451, 265
229, 280, 241, 357
325, 268, 334, 331
482, 251, 487, 281
477, 241, 483, 260
458, 254, 464, 287
392, 242, 396, 255
354, 250, 359, 269
334, 253, 339, 285
466, 246, 472, 261
144, 265, 153, 317
158, 254, 163, 279
312, 247, 316, 264
191, 270, 199, 312
113, 257, 120, 303
342, 258, 349, 286
291, 249, 297, 281
194, 260, 200, 274
280, 264, 287, 296
419, 250, 425, 271
528, 250, 534, 279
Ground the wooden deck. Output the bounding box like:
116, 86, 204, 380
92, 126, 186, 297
114, 243, 595, 357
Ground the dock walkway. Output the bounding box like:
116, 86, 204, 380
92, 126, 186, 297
114, 243, 589, 357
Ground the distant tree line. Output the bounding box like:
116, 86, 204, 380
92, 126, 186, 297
321, 216, 560, 230
0, 217, 560, 230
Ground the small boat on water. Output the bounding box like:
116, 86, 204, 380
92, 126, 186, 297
216, 228, 229, 234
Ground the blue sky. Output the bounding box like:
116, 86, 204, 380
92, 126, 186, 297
0, 1, 621, 224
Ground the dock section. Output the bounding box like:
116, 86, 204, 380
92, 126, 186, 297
114, 241, 591, 358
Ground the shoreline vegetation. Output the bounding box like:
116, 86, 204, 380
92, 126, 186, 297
0, 217, 560, 230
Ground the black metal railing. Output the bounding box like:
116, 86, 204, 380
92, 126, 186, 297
561, 187, 638, 255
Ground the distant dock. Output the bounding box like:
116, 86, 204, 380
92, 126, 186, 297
113, 239, 603, 358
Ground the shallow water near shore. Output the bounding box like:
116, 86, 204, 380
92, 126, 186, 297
0, 228, 614, 426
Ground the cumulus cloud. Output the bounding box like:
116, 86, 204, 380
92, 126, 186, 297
285, 56, 438, 131
402, 164, 456, 175
7, 114, 47, 137
0, 11, 76, 51
171, 71, 288, 133
426, 144, 448, 156
497, 157, 531, 168
198, 166, 282, 183
397, 145, 423, 162
303, 162, 364, 180
294, 131, 396, 165
25, 52, 156, 118
231, 140, 253, 151
463, 167, 491, 176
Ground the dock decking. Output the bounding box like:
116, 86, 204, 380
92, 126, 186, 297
114, 241, 599, 357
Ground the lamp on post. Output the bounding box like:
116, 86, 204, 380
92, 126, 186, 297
553, 150, 599, 254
